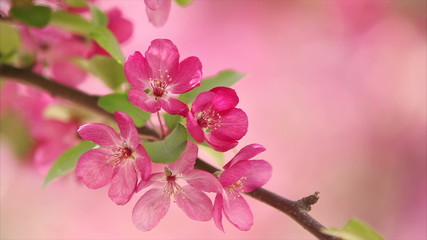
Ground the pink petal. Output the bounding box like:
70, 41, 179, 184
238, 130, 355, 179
78, 123, 121, 147
124, 51, 152, 89
135, 145, 152, 180
108, 161, 138, 205
145, 0, 171, 27
168, 141, 196, 174
210, 87, 239, 112
144, 0, 160, 10
51, 60, 86, 87
145, 39, 179, 74
114, 111, 139, 149
224, 144, 266, 169
205, 133, 238, 152
218, 160, 250, 187
137, 172, 164, 192
212, 108, 248, 141
213, 194, 225, 232
159, 98, 188, 116
242, 160, 272, 192
175, 185, 213, 221
129, 88, 161, 113
107, 8, 133, 43
223, 191, 253, 231
169, 56, 202, 94
191, 91, 215, 114
76, 148, 114, 189
132, 188, 170, 231
183, 169, 223, 193
186, 111, 204, 142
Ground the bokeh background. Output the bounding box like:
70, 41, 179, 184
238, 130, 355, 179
1, 0, 426, 239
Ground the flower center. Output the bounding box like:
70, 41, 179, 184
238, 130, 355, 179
225, 176, 247, 199
163, 168, 183, 197
109, 146, 133, 167
196, 110, 222, 132
149, 69, 172, 98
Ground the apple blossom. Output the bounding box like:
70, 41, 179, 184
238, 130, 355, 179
144, 0, 171, 27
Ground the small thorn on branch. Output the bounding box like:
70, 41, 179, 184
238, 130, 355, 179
297, 191, 320, 211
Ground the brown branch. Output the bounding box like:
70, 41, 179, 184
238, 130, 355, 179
0, 63, 337, 240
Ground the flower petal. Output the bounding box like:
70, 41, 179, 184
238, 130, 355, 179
169, 56, 202, 94
114, 111, 139, 149
107, 8, 133, 43
129, 88, 161, 113
168, 141, 196, 174
78, 123, 121, 147
108, 161, 137, 205
223, 191, 253, 231
224, 144, 266, 169
76, 148, 114, 189
242, 160, 272, 192
213, 194, 225, 232
210, 87, 239, 112
51, 60, 86, 87
183, 169, 223, 193
205, 133, 238, 152
212, 108, 248, 141
218, 160, 250, 187
132, 188, 170, 231
175, 185, 213, 221
191, 91, 215, 114
135, 145, 152, 180
124, 51, 151, 89
137, 172, 164, 192
159, 98, 188, 116
186, 111, 204, 142
145, 0, 160, 10
145, 39, 178, 74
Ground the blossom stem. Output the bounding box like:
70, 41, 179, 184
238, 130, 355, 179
156, 111, 166, 139
0, 63, 338, 240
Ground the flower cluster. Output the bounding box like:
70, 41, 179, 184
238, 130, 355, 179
76, 39, 272, 231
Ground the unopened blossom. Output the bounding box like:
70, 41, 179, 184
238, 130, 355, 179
187, 87, 248, 152
144, 0, 171, 27
125, 39, 202, 116
132, 141, 222, 231
76, 111, 151, 205
213, 144, 272, 231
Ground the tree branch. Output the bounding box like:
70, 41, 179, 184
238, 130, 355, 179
0, 63, 337, 240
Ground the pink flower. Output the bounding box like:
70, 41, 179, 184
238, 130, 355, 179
132, 141, 222, 231
76, 111, 151, 205
186, 87, 248, 152
125, 39, 202, 116
213, 144, 272, 231
144, 0, 171, 27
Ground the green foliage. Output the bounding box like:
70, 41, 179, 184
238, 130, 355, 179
179, 70, 245, 104
64, 0, 87, 7
44, 141, 96, 186
90, 26, 124, 64
164, 113, 182, 131
98, 93, 151, 127
322, 219, 384, 240
10, 5, 52, 27
73, 55, 126, 91
175, 0, 193, 6
50, 11, 92, 35
143, 124, 187, 164
0, 21, 21, 63
0, 112, 33, 158
89, 4, 108, 26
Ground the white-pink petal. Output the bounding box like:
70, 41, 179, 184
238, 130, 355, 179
168, 141, 196, 174
129, 88, 161, 113
108, 161, 138, 205
213, 194, 225, 232
135, 145, 152, 180
145, 0, 171, 27
183, 169, 223, 193
223, 191, 253, 231
114, 111, 139, 149
78, 123, 121, 147
175, 185, 213, 221
132, 188, 170, 231
76, 148, 114, 189
225, 144, 266, 169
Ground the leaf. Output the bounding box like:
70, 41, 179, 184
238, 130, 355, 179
64, 0, 87, 7
322, 219, 384, 240
44, 141, 96, 186
142, 124, 187, 164
0, 112, 33, 158
175, 0, 193, 6
50, 10, 92, 35
90, 26, 124, 64
89, 4, 107, 26
98, 93, 150, 127
73, 55, 126, 91
0, 21, 21, 62
10, 5, 52, 27
179, 70, 246, 104
164, 113, 181, 131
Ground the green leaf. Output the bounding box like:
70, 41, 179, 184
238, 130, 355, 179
0, 112, 33, 158
89, 4, 107, 26
98, 93, 150, 127
164, 113, 182, 131
10, 5, 52, 27
322, 219, 384, 240
143, 124, 187, 164
175, 0, 193, 6
73, 55, 126, 91
90, 26, 124, 64
50, 10, 92, 35
179, 70, 245, 104
0, 21, 21, 62
64, 0, 87, 7
44, 141, 96, 186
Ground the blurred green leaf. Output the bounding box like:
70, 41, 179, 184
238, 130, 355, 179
164, 113, 181, 132
322, 219, 384, 240
10, 5, 52, 27
98, 93, 151, 127
143, 124, 187, 164
89, 4, 107, 26
44, 141, 96, 186
0, 113, 33, 158
90, 26, 124, 64
64, 0, 87, 7
73, 55, 125, 91
175, 0, 193, 6
50, 10, 91, 35
0, 21, 21, 62
179, 70, 245, 104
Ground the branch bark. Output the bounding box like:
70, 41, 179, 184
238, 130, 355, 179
0, 63, 338, 240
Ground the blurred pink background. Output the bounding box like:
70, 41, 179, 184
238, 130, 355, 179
1, 0, 426, 239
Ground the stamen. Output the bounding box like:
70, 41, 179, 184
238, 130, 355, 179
196, 110, 222, 132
